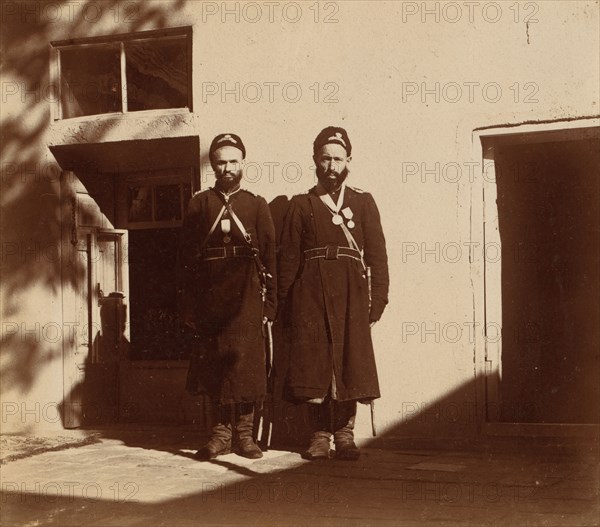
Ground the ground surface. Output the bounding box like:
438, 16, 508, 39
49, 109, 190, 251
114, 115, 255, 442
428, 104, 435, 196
1, 429, 598, 527
1, 432, 100, 464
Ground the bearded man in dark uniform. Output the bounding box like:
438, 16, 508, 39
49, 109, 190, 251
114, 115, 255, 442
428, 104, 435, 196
179, 133, 277, 460
278, 126, 389, 460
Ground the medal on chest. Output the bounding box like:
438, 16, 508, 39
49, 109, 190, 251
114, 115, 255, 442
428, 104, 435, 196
320, 184, 350, 227
341, 206, 355, 229
221, 218, 231, 244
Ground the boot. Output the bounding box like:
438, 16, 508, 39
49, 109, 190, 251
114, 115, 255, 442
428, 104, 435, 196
302, 431, 332, 460
195, 403, 232, 460
302, 401, 332, 460
333, 400, 360, 461
235, 403, 263, 459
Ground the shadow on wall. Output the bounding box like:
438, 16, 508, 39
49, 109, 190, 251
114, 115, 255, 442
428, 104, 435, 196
0, 0, 188, 398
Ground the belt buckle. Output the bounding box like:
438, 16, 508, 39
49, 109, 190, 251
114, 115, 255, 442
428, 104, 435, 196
325, 245, 338, 260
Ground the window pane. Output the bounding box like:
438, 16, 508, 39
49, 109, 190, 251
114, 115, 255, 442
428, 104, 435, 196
128, 186, 152, 222
125, 38, 189, 111
60, 45, 121, 118
155, 184, 182, 221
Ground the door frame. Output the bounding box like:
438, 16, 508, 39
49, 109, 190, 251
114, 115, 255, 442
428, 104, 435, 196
93, 227, 129, 361
471, 117, 600, 437
60, 170, 130, 427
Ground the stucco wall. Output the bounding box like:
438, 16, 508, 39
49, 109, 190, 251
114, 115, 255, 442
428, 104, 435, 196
1, 0, 598, 435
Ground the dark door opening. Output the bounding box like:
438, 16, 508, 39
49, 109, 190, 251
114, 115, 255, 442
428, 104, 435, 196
495, 137, 600, 424
128, 228, 191, 360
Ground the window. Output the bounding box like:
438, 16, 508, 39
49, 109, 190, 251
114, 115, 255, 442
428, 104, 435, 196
123, 166, 195, 360
125, 167, 193, 229
125, 38, 189, 112
53, 28, 191, 119
59, 44, 122, 118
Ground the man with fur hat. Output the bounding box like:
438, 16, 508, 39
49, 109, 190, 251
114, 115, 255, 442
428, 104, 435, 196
278, 126, 389, 460
179, 133, 277, 460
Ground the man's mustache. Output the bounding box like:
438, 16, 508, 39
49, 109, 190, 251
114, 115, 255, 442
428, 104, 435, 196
317, 167, 348, 183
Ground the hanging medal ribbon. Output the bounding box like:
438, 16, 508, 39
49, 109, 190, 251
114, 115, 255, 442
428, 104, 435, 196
317, 185, 367, 271
319, 183, 347, 226
341, 206, 355, 229
221, 218, 231, 243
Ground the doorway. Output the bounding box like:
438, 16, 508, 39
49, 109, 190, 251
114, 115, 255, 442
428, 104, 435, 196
55, 136, 203, 427
128, 227, 191, 360
482, 126, 600, 426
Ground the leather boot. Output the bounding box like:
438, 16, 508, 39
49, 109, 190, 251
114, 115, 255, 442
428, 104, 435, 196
302, 401, 332, 460
195, 403, 232, 460
303, 431, 332, 460
333, 400, 360, 461
235, 403, 263, 459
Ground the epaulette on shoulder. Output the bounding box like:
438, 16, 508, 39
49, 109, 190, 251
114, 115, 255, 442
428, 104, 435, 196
347, 185, 365, 194
191, 188, 210, 199
291, 189, 312, 201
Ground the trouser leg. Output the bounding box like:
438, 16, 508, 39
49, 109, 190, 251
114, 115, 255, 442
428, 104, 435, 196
333, 400, 360, 460
234, 402, 263, 459
195, 401, 232, 460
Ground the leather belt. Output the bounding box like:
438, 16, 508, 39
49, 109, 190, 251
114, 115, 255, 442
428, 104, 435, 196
202, 246, 255, 261
304, 245, 362, 261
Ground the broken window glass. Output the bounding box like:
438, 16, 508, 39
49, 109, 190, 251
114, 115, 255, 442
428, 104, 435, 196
125, 37, 189, 112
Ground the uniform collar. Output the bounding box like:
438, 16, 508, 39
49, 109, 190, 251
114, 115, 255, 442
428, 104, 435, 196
212, 184, 242, 201
315, 181, 346, 198
315, 182, 347, 212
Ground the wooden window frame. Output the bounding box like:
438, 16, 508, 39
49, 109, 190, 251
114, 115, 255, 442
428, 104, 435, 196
50, 27, 193, 121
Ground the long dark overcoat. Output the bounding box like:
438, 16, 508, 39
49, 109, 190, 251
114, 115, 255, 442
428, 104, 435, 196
278, 185, 389, 402
179, 187, 277, 404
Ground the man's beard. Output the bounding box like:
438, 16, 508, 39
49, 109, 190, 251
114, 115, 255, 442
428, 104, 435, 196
215, 172, 242, 193
316, 167, 349, 193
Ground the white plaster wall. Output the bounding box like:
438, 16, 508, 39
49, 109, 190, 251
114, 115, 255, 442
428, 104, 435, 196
1, 0, 598, 434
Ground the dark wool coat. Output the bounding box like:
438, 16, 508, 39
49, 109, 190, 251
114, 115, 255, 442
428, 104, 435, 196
278, 185, 389, 402
179, 187, 277, 404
